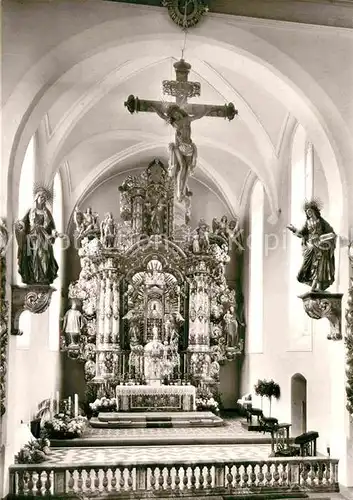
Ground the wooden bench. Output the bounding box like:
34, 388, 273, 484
246, 407, 263, 425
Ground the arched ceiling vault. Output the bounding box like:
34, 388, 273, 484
2, 9, 351, 232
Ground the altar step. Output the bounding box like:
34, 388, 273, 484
90, 410, 224, 429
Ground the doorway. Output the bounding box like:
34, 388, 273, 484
291, 373, 307, 436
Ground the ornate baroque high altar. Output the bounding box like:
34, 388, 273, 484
65, 159, 243, 410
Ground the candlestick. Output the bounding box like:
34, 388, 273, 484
74, 394, 79, 417
49, 398, 53, 419
56, 391, 60, 414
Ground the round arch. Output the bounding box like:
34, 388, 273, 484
2, 12, 350, 235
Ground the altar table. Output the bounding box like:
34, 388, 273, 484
115, 385, 196, 412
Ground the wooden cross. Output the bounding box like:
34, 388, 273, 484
124, 58, 237, 121
124, 58, 237, 201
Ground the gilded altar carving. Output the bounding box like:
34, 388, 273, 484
67, 159, 244, 395
0, 219, 9, 415
346, 242, 353, 414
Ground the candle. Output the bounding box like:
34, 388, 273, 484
49, 398, 53, 419
74, 394, 79, 417
56, 391, 60, 414
68, 396, 72, 416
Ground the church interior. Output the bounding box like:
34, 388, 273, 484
1, 0, 353, 498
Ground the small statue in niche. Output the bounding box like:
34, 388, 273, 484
62, 300, 85, 346
15, 187, 63, 285
287, 199, 336, 291
218, 215, 229, 241
192, 233, 200, 253
150, 197, 166, 235
197, 219, 210, 252
223, 306, 239, 347
128, 319, 140, 345
100, 212, 117, 247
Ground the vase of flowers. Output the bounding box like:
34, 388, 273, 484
89, 397, 117, 416
43, 414, 87, 439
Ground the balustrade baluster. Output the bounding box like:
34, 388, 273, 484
118, 466, 125, 491
190, 465, 197, 490
165, 465, 173, 490
85, 469, 92, 494
110, 467, 118, 492
226, 464, 233, 488
27, 471, 34, 495
317, 462, 324, 486
281, 462, 288, 486
44, 471, 52, 495
309, 462, 317, 487
249, 464, 256, 486
174, 466, 181, 490
257, 464, 264, 486
242, 463, 249, 488
265, 463, 272, 486
128, 466, 134, 490
76, 469, 83, 493
206, 465, 213, 489
199, 466, 206, 489
302, 462, 309, 487
93, 467, 100, 492
158, 467, 164, 489
273, 463, 280, 487
102, 467, 109, 492
67, 469, 75, 493
150, 467, 157, 490
35, 471, 43, 495
234, 465, 241, 488
182, 466, 189, 490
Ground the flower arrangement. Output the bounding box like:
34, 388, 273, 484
196, 386, 221, 416
89, 397, 117, 416
196, 396, 220, 415
43, 414, 87, 439
15, 438, 51, 464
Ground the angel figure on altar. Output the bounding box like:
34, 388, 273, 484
287, 199, 336, 291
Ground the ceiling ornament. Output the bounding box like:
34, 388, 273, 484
162, 0, 209, 29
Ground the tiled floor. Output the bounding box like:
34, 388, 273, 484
44, 443, 272, 466
83, 417, 262, 438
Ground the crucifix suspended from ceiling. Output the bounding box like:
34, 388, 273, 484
125, 58, 238, 203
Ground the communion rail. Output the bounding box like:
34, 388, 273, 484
9, 457, 339, 498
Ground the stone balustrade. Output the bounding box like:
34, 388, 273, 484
9, 457, 339, 497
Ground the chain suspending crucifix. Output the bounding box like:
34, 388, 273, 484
125, 59, 237, 202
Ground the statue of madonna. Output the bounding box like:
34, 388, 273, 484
15, 187, 62, 285
287, 200, 336, 291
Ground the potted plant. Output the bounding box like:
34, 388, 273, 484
262, 379, 281, 416
254, 379, 266, 410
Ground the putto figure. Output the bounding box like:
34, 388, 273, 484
287, 199, 336, 291
15, 187, 62, 285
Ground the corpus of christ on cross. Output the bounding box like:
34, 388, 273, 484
125, 59, 238, 202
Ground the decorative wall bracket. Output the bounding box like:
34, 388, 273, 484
11, 285, 56, 335
299, 291, 343, 341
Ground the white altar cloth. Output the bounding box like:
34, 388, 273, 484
115, 384, 196, 411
